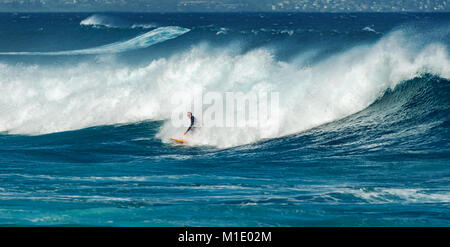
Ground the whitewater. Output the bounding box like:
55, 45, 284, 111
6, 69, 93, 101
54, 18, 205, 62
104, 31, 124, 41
0, 12, 449, 226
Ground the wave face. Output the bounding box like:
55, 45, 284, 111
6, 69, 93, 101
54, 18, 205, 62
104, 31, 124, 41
0, 12, 449, 226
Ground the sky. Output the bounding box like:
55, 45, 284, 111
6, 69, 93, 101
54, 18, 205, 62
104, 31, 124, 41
0, 0, 448, 12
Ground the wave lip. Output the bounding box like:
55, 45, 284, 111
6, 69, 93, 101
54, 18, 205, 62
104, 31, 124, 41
0, 26, 190, 55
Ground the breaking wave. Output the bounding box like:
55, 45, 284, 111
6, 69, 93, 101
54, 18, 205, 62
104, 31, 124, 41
0, 29, 448, 148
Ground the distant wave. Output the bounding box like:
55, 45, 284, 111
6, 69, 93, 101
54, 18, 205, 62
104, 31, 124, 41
80, 14, 118, 28
0, 26, 190, 55
80, 14, 158, 29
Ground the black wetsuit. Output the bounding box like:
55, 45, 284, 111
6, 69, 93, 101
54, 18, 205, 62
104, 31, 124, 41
185, 115, 195, 134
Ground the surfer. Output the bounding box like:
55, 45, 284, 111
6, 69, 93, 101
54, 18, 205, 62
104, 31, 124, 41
184, 112, 196, 135
170, 112, 196, 143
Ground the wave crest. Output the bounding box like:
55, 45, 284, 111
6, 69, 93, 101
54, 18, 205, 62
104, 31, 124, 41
80, 14, 118, 28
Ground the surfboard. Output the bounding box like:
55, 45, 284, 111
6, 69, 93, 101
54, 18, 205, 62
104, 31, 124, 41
171, 138, 186, 144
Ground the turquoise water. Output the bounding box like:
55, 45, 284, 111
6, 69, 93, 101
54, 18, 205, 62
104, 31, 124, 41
0, 12, 449, 226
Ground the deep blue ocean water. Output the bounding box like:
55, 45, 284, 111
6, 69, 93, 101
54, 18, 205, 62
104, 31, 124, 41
0, 12, 449, 226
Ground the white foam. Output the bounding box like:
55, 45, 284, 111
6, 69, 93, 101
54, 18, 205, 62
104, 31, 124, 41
342, 188, 450, 203
216, 27, 230, 35
362, 26, 377, 33
131, 23, 158, 29
80, 14, 117, 28
0, 30, 448, 148
280, 29, 294, 36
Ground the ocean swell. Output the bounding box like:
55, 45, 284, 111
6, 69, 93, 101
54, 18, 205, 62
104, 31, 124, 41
0, 26, 190, 55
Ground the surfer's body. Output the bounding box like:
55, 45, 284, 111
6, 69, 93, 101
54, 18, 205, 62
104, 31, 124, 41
171, 112, 197, 144
184, 112, 196, 135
